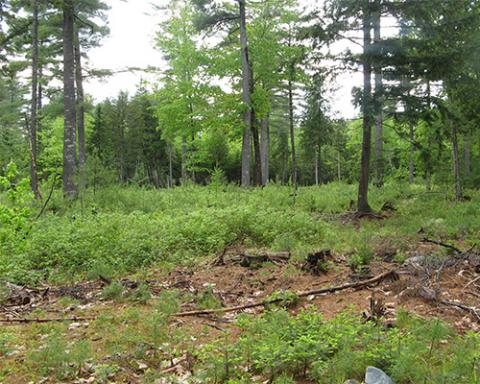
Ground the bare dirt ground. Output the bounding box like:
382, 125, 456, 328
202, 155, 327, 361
2, 242, 479, 332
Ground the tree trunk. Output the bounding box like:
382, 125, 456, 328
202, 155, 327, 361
452, 123, 462, 201
260, 114, 269, 185
464, 133, 471, 179
29, 0, 41, 199
181, 135, 187, 184
425, 80, 433, 191
357, 0, 373, 213
288, 76, 297, 191
239, 0, 252, 187
62, 0, 76, 198
251, 111, 262, 186
168, 142, 173, 188
314, 147, 319, 186
74, 27, 86, 179
38, 52, 43, 112
373, 0, 384, 187
408, 121, 415, 183
337, 149, 342, 182
74, 27, 86, 193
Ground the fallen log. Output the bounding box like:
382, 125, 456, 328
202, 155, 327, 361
174, 269, 398, 317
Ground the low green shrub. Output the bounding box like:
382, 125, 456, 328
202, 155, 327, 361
1, 183, 479, 284
195, 308, 480, 383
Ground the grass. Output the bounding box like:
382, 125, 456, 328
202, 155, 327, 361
1, 182, 479, 284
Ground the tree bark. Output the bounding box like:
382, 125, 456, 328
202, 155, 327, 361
373, 0, 384, 187
38, 50, 43, 112
74, 27, 86, 193
239, 0, 252, 187
314, 147, 319, 186
463, 133, 471, 179
74, 27, 86, 176
168, 142, 173, 188
357, 0, 373, 213
62, 0, 77, 198
337, 149, 342, 182
29, 0, 41, 199
425, 80, 432, 191
251, 111, 262, 186
452, 123, 462, 201
260, 114, 269, 185
181, 135, 187, 184
288, 76, 297, 191
408, 121, 415, 183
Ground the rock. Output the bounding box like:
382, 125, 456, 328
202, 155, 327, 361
344, 380, 360, 384
365, 366, 393, 384
404, 255, 426, 266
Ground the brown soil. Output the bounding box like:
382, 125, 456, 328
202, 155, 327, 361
2, 244, 478, 331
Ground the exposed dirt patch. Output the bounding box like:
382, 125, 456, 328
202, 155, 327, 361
1, 243, 479, 331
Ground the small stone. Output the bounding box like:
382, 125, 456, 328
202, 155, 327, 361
68, 322, 81, 330
404, 255, 426, 266
365, 366, 394, 384
344, 380, 360, 384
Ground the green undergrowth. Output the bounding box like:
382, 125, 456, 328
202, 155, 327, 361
1, 182, 479, 284
196, 308, 480, 383
1, 305, 479, 383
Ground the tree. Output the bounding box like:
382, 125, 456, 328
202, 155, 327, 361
372, 0, 384, 187
193, 0, 263, 186
238, 0, 255, 187
358, 0, 373, 213
29, 0, 41, 199
156, 2, 211, 184
62, 0, 76, 198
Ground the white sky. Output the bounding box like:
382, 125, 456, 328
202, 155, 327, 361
84, 0, 362, 118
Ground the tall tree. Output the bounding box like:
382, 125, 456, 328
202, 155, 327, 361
357, 0, 373, 213
372, 0, 383, 187
74, 27, 85, 183
29, 0, 41, 199
62, 0, 76, 197
238, 0, 254, 187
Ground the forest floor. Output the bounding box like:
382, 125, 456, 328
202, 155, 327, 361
1, 183, 480, 383
2, 236, 480, 383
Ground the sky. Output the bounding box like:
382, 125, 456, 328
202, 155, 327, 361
84, 0, 363, 119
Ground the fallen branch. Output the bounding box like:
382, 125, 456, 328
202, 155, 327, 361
174, 270, 398, 317
463, 275, 480, 289
0, 316, 95, 324
421, 237, 462, 255
441, 299, 480, 322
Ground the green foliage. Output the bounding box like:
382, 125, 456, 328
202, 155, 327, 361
95, 364, 119, 383
156, 289, 181, 316
348, 244, 374, 273
197, 285, 222, 310
0, 163, 33, 260
28, 331, 91, 380
101, 281, 124, 301
263, 290, 299, 308
196, 309, 480, 383
1, 183, 480, 285
131, 283, 152, 304
0, 331, 13, 356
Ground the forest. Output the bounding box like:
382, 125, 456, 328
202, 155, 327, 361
0, 0, 480, 383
